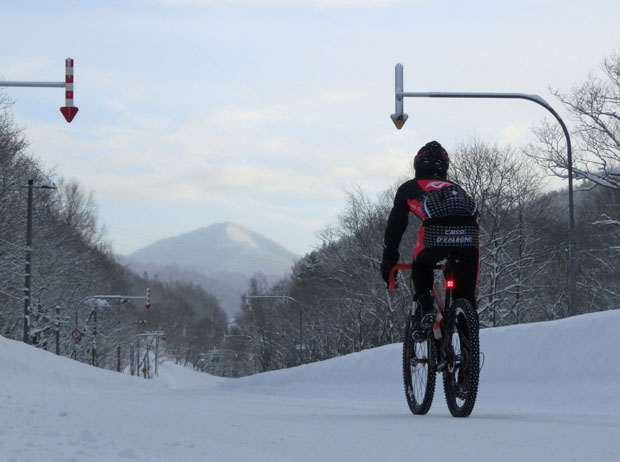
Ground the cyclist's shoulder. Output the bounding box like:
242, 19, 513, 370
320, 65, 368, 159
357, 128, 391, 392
395, 178, 422, 195
441, 179, 474, 196
446, 179, 467, 190
398, 178, 419, 187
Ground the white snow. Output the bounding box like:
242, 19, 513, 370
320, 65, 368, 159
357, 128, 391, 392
225, 222, 260, 250
2, 310, 620, 461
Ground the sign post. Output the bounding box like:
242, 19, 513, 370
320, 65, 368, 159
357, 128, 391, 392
1, 57, 79, 123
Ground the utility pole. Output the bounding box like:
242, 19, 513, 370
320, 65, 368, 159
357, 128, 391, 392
23, 179, 33, 344
22, 180, 57, 345
92, 310, 97, 366
55, 306, 61, 355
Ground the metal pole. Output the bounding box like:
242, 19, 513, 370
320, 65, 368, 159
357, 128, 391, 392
155, 336, 159, 376
23, 179, 33, 344
146, 342, 151, 379
130, 344, 135, 376
136, 339, 140, 375
55, 306, 60, 355
299, 305, 303, 365
92, 310, 97, 366
1, 58, 79, 123
0, 81, 66, 88
390, 64, 408, 129
393, 69, 577, 316
74, 294, 148, 331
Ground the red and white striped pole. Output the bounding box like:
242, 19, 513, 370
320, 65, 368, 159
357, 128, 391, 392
60, 57, 79, 123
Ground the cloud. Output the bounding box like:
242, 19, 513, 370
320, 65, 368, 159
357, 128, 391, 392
154, 0, 412, 6
2, 57, 59, 80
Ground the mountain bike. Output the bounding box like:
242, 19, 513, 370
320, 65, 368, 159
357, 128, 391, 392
389, 256, 480, 417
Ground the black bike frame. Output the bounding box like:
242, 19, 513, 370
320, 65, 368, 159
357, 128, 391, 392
389, 261, 456, 316
389, 261, 458, 358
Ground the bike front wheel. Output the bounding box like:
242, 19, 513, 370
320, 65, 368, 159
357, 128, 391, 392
402, 316, 436, 415
442, 298, 480, 417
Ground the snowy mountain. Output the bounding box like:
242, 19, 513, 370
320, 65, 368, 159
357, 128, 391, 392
129, 222, 298, 276
2, 309, 620, 461
124, 222, 300, 317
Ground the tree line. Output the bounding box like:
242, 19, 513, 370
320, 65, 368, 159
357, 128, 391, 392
0, 94, 228, 372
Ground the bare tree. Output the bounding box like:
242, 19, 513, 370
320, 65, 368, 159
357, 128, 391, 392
450, 138, 551, 326
531, 48, 620, 190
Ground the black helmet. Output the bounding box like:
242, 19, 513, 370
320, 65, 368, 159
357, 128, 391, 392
414, 141, 449, 178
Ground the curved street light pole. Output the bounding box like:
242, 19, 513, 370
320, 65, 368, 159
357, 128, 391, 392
391, 63, 577, 316
74, 294, 150, 330
73, 293, 150, 366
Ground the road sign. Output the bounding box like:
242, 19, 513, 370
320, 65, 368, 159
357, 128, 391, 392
60, 106, 79, 123
60, 58, 79, 122
71, 329, 82, 342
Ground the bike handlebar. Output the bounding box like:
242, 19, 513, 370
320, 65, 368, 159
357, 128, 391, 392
389, 264, 412, 289
389, 262, 448, 289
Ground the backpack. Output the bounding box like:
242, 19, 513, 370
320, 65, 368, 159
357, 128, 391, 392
423, 185, 477, 219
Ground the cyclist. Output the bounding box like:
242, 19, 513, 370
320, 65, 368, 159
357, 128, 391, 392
380, 141, 480, 339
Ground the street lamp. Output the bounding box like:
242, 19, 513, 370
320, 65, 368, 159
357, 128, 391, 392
245, 294, 309, 364
73, 291, 151, 366
391, 63, 577, 317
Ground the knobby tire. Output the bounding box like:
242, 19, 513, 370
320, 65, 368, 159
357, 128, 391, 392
442, 298, 480, 417
402, 315, 436, 415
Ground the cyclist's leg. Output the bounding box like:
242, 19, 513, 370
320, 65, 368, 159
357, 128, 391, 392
451, 247, 479, 307
412, 248, 447, 336
411, 257, 433, 297
412, 247, 449, 293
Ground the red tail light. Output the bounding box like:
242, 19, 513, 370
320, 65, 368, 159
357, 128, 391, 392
446, 279, 455, 289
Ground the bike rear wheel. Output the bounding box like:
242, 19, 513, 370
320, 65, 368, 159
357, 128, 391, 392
402, 315, 436, 415
442, 298, 480, 417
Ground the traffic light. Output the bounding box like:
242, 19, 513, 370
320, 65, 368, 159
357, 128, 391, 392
145, 288, 151, 310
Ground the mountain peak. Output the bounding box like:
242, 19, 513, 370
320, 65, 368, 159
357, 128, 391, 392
129, 222, 299, 276
223, 222, 260, 250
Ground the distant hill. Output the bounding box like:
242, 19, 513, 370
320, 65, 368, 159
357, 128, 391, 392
122, 222, 300, 318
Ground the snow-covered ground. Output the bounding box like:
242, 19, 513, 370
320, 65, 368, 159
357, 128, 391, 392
2, 310, 620, 461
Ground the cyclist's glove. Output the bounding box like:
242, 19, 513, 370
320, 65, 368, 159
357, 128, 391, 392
380, 257, 398, 287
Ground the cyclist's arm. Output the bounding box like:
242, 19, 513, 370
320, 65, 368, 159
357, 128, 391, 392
383, 184, 410, 261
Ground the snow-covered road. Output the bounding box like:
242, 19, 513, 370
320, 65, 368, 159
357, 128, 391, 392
2, 310, 619, 461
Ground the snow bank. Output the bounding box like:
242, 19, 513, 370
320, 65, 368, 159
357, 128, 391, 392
1, 310, 619, 462
223, 309, 620, 414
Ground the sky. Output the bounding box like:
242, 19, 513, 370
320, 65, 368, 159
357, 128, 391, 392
1, 0, 619, 256
2, 309, 620, 460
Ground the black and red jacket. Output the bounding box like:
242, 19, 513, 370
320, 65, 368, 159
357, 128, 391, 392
383, 177, 479, 262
